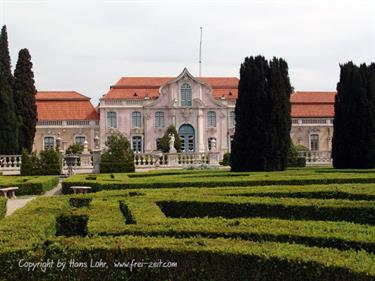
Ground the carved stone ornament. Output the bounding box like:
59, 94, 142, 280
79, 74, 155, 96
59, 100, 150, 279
144, 112, 152, 120
182, 108, 193, 120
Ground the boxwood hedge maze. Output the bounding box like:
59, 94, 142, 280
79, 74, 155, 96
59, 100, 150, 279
0, 168, 375, 280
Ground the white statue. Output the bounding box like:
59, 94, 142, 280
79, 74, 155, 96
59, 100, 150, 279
210, 138, 217, 152
169, 133, 176, 153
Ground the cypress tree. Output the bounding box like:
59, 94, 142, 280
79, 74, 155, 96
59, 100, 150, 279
332, 62, 375, 168
0, 25, 19, 154
14, 48, 37, 152
231, 56, 292, 171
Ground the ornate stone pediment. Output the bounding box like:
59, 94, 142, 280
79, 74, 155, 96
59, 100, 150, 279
131, 128, 142, 134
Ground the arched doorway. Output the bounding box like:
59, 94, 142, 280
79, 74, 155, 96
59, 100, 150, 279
179, 124, 195, 152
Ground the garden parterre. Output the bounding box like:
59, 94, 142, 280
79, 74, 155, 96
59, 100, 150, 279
1, 169, 375, 280
0, 175, 59, 195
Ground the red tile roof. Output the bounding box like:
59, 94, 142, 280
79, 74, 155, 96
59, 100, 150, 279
36, 91, 99, 121
291, 91, 336, 117
291, 91, 336, 103
36, 91, 90, 100
103, 77, 239, 100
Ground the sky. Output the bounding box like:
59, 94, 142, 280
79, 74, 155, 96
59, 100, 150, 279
1, 0, 374, 105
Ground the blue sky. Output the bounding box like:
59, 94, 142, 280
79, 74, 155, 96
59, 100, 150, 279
1, 0, 374, 104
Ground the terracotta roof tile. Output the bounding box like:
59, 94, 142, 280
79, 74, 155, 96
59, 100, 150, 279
36, 91, 90, 100
36, 91, 99, 121
291, 91, 336, 103
104, 77, 239, 100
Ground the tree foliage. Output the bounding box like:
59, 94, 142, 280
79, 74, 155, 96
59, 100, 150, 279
100, 133, 135, 173
332, 62, 375, 168
13, 48, 37, 153
159, 125, 182, 153
0, 25, 19, 154
231, 55, 292, 171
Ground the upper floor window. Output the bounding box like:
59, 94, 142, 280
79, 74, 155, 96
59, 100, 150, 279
310, 134, 319, 151
155, 111, 165, 128
44, 136, 55, 150
107, 112, 117, 128
207, 111, 217, 127
132, 111, 142, 128
75, 136, 85, 145
229, 111, 235, 128
181, 83, 192, 107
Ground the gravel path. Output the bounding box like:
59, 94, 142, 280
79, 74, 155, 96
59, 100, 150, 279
5, 178, 63, 217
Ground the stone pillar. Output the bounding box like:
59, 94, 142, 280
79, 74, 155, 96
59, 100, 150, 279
91, 149, 101, 173
80, 141, 92, 167
167, 153, 179, 167
208, 152, 220, 166
197, 110, 205, 152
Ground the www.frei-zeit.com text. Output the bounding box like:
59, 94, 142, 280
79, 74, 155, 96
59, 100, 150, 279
18, 259, 178, 272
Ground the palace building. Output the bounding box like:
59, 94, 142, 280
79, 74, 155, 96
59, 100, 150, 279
34, 91, 99, 152
99, 68, 335, 158
33, 68, 335, 160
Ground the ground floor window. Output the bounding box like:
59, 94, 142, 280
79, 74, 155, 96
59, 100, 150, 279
75, 136, 85, 145
229, 135, 234, 152
132, 136, 142, 153
44, 136, 55, 150
156, 138, 161, 150
310, 134, 319, 151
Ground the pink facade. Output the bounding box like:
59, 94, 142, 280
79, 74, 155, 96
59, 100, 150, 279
99, 68, 237, 157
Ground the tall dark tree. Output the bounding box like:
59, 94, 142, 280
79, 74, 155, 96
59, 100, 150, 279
0, 25, 19, 154
231, 56, 292, 171
332, 62, 375, 168
14, 48, 37, 152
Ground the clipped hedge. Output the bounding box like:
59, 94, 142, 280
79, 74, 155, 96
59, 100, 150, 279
0, 236, 374, 281
69, 197, 92, 208
0, 197, 7, 219
0, 176, 59, 195
157, 200, 375, 225
55, 211, 88, 237
119, 201, 136, 224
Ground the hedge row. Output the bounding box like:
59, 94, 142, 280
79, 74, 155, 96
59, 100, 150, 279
84, 193, 375, 254
62, 176, 375, 194
0, 197, 6, 219
0, 176, 59, 195
231, 190, 375, 201
0, 236, 374, 281
157, 200, 375, 225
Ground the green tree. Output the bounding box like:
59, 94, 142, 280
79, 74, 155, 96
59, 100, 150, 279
159, 125, 182, 152
231, 56, 292, 171
100, 133, 135, 173
0, 25, 19, 154
66, 143, 84, 155
332, 62, 375, 168
13, 48, 37, 153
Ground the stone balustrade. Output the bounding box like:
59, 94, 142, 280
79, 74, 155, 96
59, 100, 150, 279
297, 150, 332, 165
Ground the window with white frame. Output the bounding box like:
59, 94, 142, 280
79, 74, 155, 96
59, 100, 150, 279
75, 136, 85, 145
107, 112, 117, 128
155, 111, 164, 128
229, 111, 235, 128
181, 83, 192, 107
310, 134, 319, 151
43, 137, 55, 150
207, 111, 217, 127
132, 111, 141, 128
132, 136, 142, 152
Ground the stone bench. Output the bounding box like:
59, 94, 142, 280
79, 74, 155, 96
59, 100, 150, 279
0, 187, 19, 199
69, 186, 92, 194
